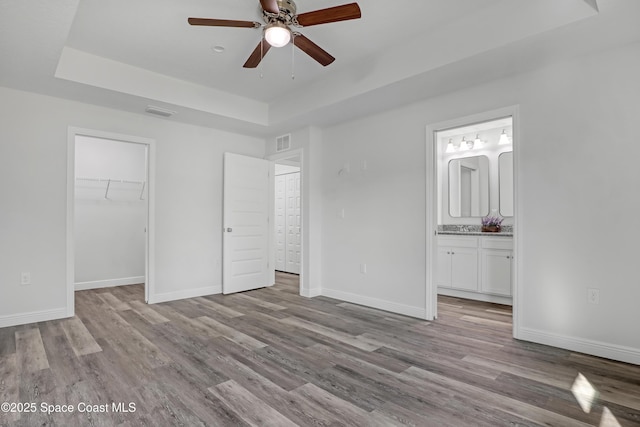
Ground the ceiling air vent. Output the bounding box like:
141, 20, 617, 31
276, 134, 291, 152
145, 105, 176, 117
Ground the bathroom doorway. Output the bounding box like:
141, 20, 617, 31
426, 106, 519, 336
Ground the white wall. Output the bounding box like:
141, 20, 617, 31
319, 40, 640, 363
0, 87, 264, 326
74, 136, 147, 288
320, 107, 428, 317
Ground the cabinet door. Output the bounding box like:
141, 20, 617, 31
436, 247, 452, 288
481, 249, 512, 296
450, 247, 478, 291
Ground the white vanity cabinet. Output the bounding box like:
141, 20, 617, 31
437, 237, 479, 292
480, 238, 513, 296
437, 234, 513, 304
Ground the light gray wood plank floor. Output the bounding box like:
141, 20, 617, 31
1, 272, 639, 426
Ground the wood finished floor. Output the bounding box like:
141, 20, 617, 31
1, 273, 640, 426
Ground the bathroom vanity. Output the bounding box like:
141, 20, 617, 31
437, 232, 513, 305
436, 118, 514, 305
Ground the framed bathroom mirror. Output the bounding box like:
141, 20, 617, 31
448, 155, 489, 217
499, 151, 514, 217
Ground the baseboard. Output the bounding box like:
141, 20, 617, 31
148, 285, 221, 304
301, 287, 321, 298
321, 288, 426, 319
75, 276, 145, 291
438, 287, 513, 306
518, 327, 640, 366
0, 307, 69, 328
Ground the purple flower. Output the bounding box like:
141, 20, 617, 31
482, 215, 503, 226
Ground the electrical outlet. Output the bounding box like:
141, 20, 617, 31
587, 288, 600, 305
21, 272, 31, 286
360, 263, 367, 274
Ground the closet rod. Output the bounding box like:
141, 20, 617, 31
76, 177, 145, 185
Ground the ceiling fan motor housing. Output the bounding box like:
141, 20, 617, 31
263, 0, 297, 25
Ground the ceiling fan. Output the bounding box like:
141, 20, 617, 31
188, 0, 361, 68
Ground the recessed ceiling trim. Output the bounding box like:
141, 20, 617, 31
55, 47, 269, 126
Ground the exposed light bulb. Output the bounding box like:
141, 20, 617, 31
499, 129, 511, 145
265, 23, 291, 48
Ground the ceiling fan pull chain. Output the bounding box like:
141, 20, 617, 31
291, 33, 296, 80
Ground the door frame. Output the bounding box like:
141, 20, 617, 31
267, 149, 304, 295
66, 127, 156, 315
425, 105, 521, 338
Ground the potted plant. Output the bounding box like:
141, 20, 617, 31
481, 215, 503, 232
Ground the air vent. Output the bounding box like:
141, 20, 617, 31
276, 134, 291, 152
145, 105, 176, 117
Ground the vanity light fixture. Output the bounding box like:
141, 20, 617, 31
445, 138, 455, 153
474, 134, 484, 147
499, 129, 511, 145
462, 136, 473, 150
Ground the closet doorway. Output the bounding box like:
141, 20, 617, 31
66, 128, 155, 315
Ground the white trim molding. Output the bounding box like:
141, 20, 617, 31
437, 287, 512, 306
75, 276, 145, 291
0, 308, 70, 329
322, 288, 426, 319
519, 327, 640, 366
301, 287, 322, 298
148, 285, 221, 304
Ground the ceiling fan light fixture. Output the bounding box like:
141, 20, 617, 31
265, 22, 291, 47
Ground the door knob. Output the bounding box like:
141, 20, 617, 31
226, 227, 232, 232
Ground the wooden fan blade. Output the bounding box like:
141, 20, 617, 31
188, 18, 260, 28
260, 0, 280, 15
293, 34, 335, 66
243, 39, 272, 68
296, 3, 361, 27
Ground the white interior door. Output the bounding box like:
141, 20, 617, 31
223, 152, 271, 294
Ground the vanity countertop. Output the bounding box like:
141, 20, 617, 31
438, 231, 513, 237
438, 224, 513, 237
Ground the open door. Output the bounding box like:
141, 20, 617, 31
223, 152, 272, 294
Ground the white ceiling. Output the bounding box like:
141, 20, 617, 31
2, 0, 640, 137
65, 0, 496, 103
